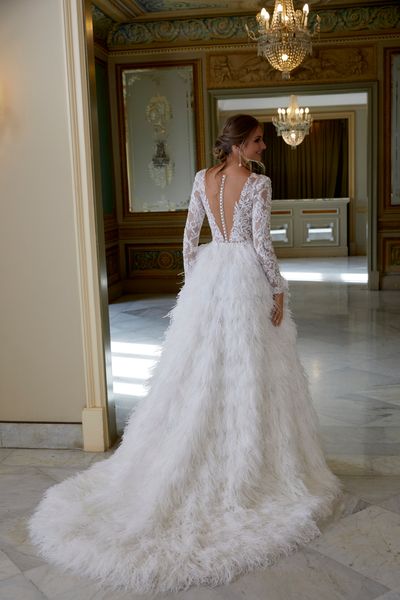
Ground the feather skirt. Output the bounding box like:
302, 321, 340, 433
29, 241, 342, 594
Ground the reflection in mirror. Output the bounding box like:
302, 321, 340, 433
122, 65, 196, 212
214, 91, 372, 256
263, 119, 348, 199
391, 54, 400, 205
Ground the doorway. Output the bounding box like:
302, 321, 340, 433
209, 84, 378, 289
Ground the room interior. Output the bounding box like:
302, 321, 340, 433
91, 0, 396, 301
0, 4, 400, 597
0, 0, 399, 454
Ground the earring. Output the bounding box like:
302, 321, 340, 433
238, 150, 242, 167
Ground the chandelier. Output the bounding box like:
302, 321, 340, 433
272, 95, 312, 149
246, 0, 320, 79
146, 94, 174, 188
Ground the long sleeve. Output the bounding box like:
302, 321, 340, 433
183, 171, 205, 277
252, 176, 288, 294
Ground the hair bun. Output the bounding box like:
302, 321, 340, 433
213, 134, 230, 161
212, 114, 260, 164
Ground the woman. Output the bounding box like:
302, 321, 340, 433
29, 114, 342, 594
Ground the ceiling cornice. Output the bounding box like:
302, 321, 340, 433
105, 5, 400, 50
94, 0, 144, 21
92, 2, 400, 51
94, 0, 400, 23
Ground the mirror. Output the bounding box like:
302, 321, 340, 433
390, 53, 400, 205
121, 63, 199, 213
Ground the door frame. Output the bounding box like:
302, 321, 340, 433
208, 82, 379, 289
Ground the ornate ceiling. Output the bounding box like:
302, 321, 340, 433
94, 0, 393, 21
92, 0, 400, 48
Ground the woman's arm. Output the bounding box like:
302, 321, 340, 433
252, 176, 288, 326
183, 172, 206, 278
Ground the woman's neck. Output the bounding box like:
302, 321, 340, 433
221, 155, 251, 176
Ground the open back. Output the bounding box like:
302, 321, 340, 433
204, 169, 252, 242
183, 169, 288, 295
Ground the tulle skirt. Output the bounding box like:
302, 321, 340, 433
29, 240, 342, 594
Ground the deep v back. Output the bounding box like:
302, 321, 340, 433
203, 170, 252, 242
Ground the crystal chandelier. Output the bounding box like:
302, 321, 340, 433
246, 0, 320, 79
272, 95, 312, 149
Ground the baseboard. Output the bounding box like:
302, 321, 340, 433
275, 248, 349, 258
0, 422, 83, 449
108, 281, 123, 302
381, 274, 400, 290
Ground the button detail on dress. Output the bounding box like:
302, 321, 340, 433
219, 174, 228, 241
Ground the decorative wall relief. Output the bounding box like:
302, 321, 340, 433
109, 16, 253, 48
381, 236, 400, 274
319, 5, 400, 35
207, 47, 376, 88
126, 246, 183, 276
105, 245, 121, 285
391, 244, 400, 267
106, 6, 400, 50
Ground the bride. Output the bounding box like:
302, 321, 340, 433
29, 114, 342, 594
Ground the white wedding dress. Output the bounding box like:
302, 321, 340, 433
29, 170, 342, 594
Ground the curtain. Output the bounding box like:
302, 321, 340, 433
263, 119, 348, 199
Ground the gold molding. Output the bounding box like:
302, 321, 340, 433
383, 48, 400, 212
115, 58, 205, 223
131, 8, 253, 22
380, 232, 400, 273
104, 33, 400, 58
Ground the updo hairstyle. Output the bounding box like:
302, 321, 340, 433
213, 114, 260, 162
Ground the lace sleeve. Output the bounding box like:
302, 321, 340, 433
183, 172, 205, 277
252, 176, 288, 294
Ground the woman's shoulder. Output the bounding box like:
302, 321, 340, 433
250, 174, 272, 205
194, 168, 206, 179
194, 166, 223, 186
251, 173, 271, 185
192, 169, 206, 189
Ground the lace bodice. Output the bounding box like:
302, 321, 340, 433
183, 169, 288, 294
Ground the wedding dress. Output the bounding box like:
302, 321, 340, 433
29, 170, 342, 594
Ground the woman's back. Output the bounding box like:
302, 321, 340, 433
204, 166, 253, 242
184, 168, 288, 295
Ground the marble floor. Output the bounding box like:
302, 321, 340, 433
109, 257, 400, 475
1, 448, 400, 599
2, 257, 400, 599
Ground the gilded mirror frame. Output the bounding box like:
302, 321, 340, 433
116, 59, 205, 222
384, 48, 400, 209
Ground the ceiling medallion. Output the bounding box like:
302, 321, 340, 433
272, 95, 312, 148
246, 0, 320, 79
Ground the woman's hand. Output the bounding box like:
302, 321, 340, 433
271, 293, 284, 327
